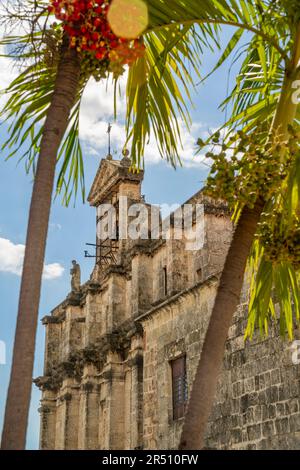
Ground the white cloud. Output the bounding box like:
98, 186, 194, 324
42, 263, 64, 280
0, 52, 16, 89
143, 119, 213, 168
0, 18, 24, 108
81, 73, 127, 121
79, 74, 128, 154
0, 238, 24, 276
49, 223, 62, 231
0, 45, 18, 111
0, 237, 64, 280
0, 19, 216, 170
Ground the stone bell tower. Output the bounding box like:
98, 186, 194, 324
35, 151, 146, 451
87, 152, 144, 280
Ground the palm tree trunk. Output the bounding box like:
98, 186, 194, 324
179, 201, 263, 450
180, 26, 300, 450
1, 40, 80, 450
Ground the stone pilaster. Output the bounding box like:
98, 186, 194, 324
85, 292, 102, 345
55, 379, 80, 449
63, 305, 84, 359
98, 380, 110, 450
131, 253, 153, 317
128, 335, 144, 449
104, 352, 126, 449
78, 365, 99, 449
166, 239, 188, 295
107, 273, 127, 330
42, 314, 64, 373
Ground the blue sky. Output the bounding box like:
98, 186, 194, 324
0, 27, 241, 449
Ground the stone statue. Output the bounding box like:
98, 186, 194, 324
70, 260, 81, 292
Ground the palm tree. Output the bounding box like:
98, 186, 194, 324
0, 31, 81, 450
123, 1, 300, 449
179, 14, 300, 451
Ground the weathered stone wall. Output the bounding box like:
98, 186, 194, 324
205, 302, 300, 450
140, 282, 300, 450
140, 279, 218, 449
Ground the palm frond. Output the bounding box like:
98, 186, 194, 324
246, 240, 300, 340
126, 24, 206, 167
0, 31, 87, 206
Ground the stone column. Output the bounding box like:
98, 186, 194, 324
39, 391, 57, 449
55, 379, 80, 449
107, 273, 127, 330
141, 318, 158, 450
128, 335, 144, 449
98, 382, 110, 450
124, 366, 132, 449
43, 319, 62, 372
131, 252, 153, 317
78, 365, 99, 449
166, 239, 188, 295
85, 290, 102, 346
204, 212, 232, 277
65, 384, 80, 449
103, 352, 126, 449
55, 394, 67, 449
63, 305, 84, 358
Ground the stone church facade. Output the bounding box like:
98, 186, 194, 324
35, 154, 300, 450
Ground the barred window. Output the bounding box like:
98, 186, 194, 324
171, 355, 188, 420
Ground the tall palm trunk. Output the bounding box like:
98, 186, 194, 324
1, 40, 80, 450
180, 26, 300, 450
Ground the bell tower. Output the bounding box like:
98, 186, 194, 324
87, 152, 144, 275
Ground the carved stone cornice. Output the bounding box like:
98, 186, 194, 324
42, 312, 66, 325
34, 319, 143, 392
88, 158, 144, 207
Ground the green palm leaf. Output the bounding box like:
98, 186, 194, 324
0, 31, 87, 205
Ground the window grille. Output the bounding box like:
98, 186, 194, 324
171, 355, 188, 420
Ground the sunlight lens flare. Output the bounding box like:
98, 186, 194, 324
108, 0, 148, 39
